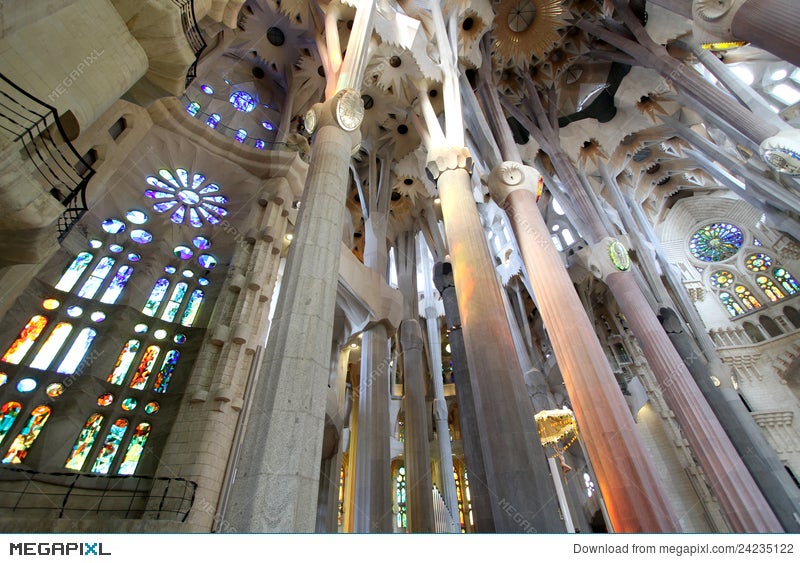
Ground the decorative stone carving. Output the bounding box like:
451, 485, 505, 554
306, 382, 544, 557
587, 236, 633, 281
425, 146, 474, 181
692, 0, 746, 44
759, 129, 800, 175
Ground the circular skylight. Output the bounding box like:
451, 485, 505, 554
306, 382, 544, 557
230, 91, 257, 112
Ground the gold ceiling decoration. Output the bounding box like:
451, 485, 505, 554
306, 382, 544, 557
534, 408, 578, 457
493, 0, 566, 67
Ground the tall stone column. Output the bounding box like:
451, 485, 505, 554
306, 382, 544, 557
225, 91, 363, 532
400, 318, 435, 532
427, 147, 560, 533
488, 162, 680, 532
352, 324, 393, 532
433, 262, 494, 533
689, 0, 800, 68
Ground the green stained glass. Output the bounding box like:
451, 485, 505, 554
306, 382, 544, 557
735, 285, 761, 310
709, 271, 733, 289
774, 268, 799, 294
91, 418, 128, 474
118, 422, 151, 475
395, 465, 407, 529
142, 278, 170, 317
161, 282, 188, 323
2, 405, 51, 464
55, 252, 93, 292
0, 402, 22, 446
121, 398, 137, 411
65, 413, 104, 471
756, 275, 785, 302
720, 292, 744, 317
77, 257, 116, 299
689, 223, 743, 262
745, 253, 772, 272
107, 340, 140, 385
129, 345, 160, 390
2, 316, 48, 364
179, 289, 203, 327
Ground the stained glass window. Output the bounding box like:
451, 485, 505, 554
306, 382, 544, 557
55, 252, 93, 292
174, 246, 193, 260
235, 129, 248, 143
454, 469, 473, 532
180, 289, 204, 327
130, 229, 153, 244
192, 236, 211, 250
64, 413, 104, 470
198, 255, 217, 269
77, 257, 116, 299
42, 299, 60, 310
774, 268, 799, 294
144, 401, 159, 415
206, 113, 221, 129
145, 170, 227, 227
689, 223, 743, 262
255, 140, 266, 150
121, 398, 137, 411
99, 265, 133, 304
0, 373, 6, 387
720, 292, 745, 317
56, 327, 97, 374
90, 312, 106, 322
2, 405, 51, 464
745, 253, 772, 272
29, 322, 73, 370
118, 422, 150, 475
161, 282, 188, 322
143, 278, 170, 317
107, 340, 141, 385
16, 379, 36, 392
710, 271, 733, 289
395, 466, 407, 529
186, 101, 200, 116
735, 285, 761, 310
153, 329, 167, 340
200, 84, 214, 95
46, 383, 64, 397
91, 418, 128, 474
129, 345, 160, 390
101, 219, 126, 234
152, 350, 179, 393
756, 276, 785, 302
65, 306, 83, 317
229, 91, 257, 112
126, 210, 148, 224
97, 394, 113, 407
2, 315, 48, 364
0, 402, 22, 445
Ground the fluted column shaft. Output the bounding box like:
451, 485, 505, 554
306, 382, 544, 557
432, 152, 559, 532
490, 164, 680, 532
732, 0, 800, 68
400, 319, 435, 532
225, 97, 361, 532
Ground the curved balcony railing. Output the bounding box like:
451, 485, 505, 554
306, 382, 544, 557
0, 466, 196, 522
171, 0, 207, 88
0, 72, 95, 240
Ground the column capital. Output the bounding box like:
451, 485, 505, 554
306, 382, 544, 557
760, 128, 800, 175
692, 0, 747, 45
586, 236, 633, 281
425, 146, 473, 181
487, 161, 541, 205
304, 88, 363, 151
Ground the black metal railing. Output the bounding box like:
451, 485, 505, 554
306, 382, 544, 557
0, 467, 196, 522
0, 72, 95, 240
172, 0, 207, 89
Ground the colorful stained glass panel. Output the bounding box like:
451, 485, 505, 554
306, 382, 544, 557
142, 278, 170, 317
2, 405, 51, 464
129, 345, 160, 390
689, 223, 743, 262
107, 340, 140, 385
745, 253, 772, 272
55, 252, 93, 292
774, 268, 799, 294
161, 282, 188, 322
29, 322, 73, 370
180, 290, 203, 327
99, 265, 133, 304
91, 418, 128, 474
118, 422, 150, 475
65, 413, 104, 471
152, 350, 179, 393
56, 327, 97, 374
77, 257, 116, 299
0, 402, 21, 445
2, 316, 48, 364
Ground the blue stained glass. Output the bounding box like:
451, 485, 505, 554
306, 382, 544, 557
55, 252, 93, 292
203, 195, 228, 205
198, 255, 217, 269
65, 306, 82, 317
186, 101, 200, 116
200, 84, 214, 95
88, 239, 102, 249
235, 129, 248, 143
159, 169, 181, 189
143, 278, 170, 317
153, 201, 179, 213
198, 184, 220, 194
689, 223, 743, 262
775, 268, 800, 294
198, 277, 209, 286
229, 91, 257, 112
174, 246, 193, 260
161, 282, 188, 322
101, 219, 126, 234
145, 176, 175, 192
262, 121, 274, 130
56, 327, 97, 374
91, 418, 128, 474
170, 206, 186, 224
180, 289, 204, 327
107, 340, 140, 385
128, 253, 140, 262
2, 405, 50, 464
65, 413, 104, 471
164, 266, 176, 275
145, 190, 173, 200
152, 350, 179, 393
99, 265, 133, 304
206, 113, 221, 129
118, 422, 150, 475
16, 379, 36, 392
255, 140, 266, 150
191, 174, 205, 189
0, 402, 22, 446
189, 208, 203, 228
176, 168, 189, 187
193, 236, 211, 249
77, 257, 116, 299
130, 229, 153, 244
126, 210, 148, 224
201, 203, 228, 216
108, 244, 123, 253
29, 322, 73, 370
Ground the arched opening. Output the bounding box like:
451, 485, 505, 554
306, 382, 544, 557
759, 315, 783, 338
784, 306, 800, 329
743, 322, 765, 343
